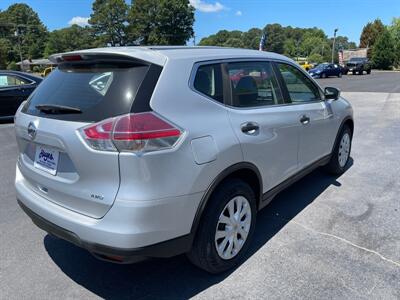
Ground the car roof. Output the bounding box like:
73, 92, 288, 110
51, 46, 292, 66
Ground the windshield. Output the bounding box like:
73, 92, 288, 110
23, 62, 150, 122
349, 57, 365, 62
315, 63, 329, 70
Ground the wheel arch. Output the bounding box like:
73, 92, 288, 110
331, 116, 354, 154
189, 162, 262, 238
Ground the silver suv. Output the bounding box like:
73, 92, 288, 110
15, 47, 353, 273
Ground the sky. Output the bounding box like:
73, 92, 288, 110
0, 0, 399, 44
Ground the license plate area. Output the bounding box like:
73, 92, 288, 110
34, 145, 60, 175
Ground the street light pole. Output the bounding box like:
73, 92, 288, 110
331, 28, 338, 63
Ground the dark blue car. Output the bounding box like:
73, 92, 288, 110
308, 63, 344, 78
0, 71, 42, 120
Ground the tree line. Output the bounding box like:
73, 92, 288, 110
0, 0, 195, 69
0, 0, 399, 70
199, 18, 400, 70
199, 25, 357, 64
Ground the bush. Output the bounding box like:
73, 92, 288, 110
372, 30, 395, 70
32, 66, 42, 73
7, 61, 18, 71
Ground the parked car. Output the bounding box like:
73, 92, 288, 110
41, 66, 55, 77
345, 57, 371, 75
308, 63, 344, 78
297, 61, 314, 71
0, 70, 42, 120
15, 47, 353, 274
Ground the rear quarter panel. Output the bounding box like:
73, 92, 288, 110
116, 57, 243, 201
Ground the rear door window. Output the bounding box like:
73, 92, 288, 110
193, 64, 223, 103
227, 61, 283, 108
0, 75, 31, 87
22, 62, 152, 122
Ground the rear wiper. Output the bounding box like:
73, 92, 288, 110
35, 104, 82, 114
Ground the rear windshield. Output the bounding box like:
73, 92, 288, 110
23, 62, 150, 122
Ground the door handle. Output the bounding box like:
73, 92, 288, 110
300, 115, 310, 125
241, 122, 259, 135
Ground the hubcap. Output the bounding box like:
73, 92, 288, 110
338, 133, 351, 167
214, 196, 252, 260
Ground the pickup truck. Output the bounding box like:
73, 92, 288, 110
345, 57, 372, 75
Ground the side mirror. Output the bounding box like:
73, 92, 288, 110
324, 87, 340, 100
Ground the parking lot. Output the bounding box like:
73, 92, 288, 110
1, 72, 399, 299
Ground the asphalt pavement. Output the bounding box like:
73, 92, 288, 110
316, 71, 400, 93
0, 72, 399, 299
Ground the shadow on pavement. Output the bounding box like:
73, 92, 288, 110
44, 161, 352, 299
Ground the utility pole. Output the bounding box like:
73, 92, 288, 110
331, 28, 338, 63
15, 29, 23, 70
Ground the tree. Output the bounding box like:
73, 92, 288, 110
283, 39, 297, 57
0, 10, 8, 38
1, 4, 48, 61
198, 25, 357, 61
0, 38, 11, 68
89, 0, 129, 46
300, 35, 327, 57
308, 53, 324, 64
208, 30, 231, 46
128, 0, 194, 45
331, 36, 356, 51
388, 17, 400, 67
199, 30, 243, 47
44, 25, 96, 57
360, 19, 385, 49
223, 37, 244, 48
372, 29, 395, 69
263, 23, 285, 53
242, 28, 262, 50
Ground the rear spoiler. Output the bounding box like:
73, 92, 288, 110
49, 52, 151, 66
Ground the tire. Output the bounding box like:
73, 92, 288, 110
187, 178, 257, 274
367, 69, 371, 74
338, 72, 342, 78
321, 73, 327, 78
358, 69, 363, 75
352, 70, 356, 75
344, 71, 348, 75
325, 126, 352, 175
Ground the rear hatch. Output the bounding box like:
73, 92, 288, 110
15, 54, 160, 218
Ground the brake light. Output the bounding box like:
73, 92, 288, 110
82, 118, 116, 151
79, 112, 182, 153
62, 54, 83, 62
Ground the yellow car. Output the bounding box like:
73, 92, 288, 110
41, 67, 55, 77
298, 61, 314, 71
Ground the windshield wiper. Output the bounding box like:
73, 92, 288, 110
35, 104, 82, 114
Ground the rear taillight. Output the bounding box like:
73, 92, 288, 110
82, 118, 116, 151
79, 112, 182, 153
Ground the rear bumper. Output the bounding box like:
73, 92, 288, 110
18, 200, 193, 263
15, 164, 202, 262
